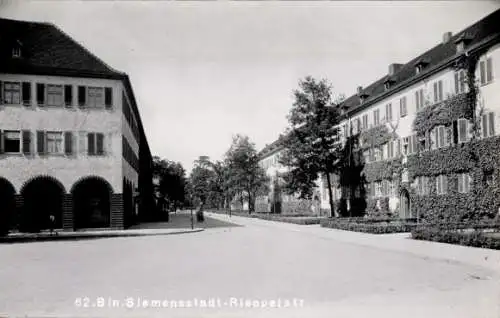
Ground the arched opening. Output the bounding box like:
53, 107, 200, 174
399, 188, 411, 219
20, 176, 65, 232
0, 178, 16, 234
72, 176, 112, 229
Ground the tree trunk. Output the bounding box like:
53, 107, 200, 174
326, 172, 337, 217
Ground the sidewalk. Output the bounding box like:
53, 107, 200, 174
206, 212, 500, 272
0, 227, 203, 243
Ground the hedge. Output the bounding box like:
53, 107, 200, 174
411, 226, 500, 250
321, 218, 417, 234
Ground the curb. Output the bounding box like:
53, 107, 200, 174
0, 228, 204, 244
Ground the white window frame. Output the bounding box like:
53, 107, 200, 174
87, 86, 105, 109
479, 57, 493, 86
400, 96, 407, 117
362, 114, 368, 130
458, 173, 472, 194
434, 125, 446, 149
436, 175, 447, 195
47, 84, 64, 107
415, 88, 424, 111
373, 109, 380, 126
481, 112, 495, 138
3, 81, 21, 105
3, 130, 21, 154
433, 80, 443, 103
385, 103, 392, 122
457, 118, 469, 143
455, 69, 467, 94
46, 131, 64, 155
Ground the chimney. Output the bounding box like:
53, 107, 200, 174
442, 32, 452, 44
388, 63, 403, 76
357, 86, 363, 95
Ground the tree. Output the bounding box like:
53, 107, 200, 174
225, 135, 269, 213
280, 76, 344, 217
153, 156, 188, 214
189, 156, 216, 212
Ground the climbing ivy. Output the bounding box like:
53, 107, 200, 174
359, 125, 396, 150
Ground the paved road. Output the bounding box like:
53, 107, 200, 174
1, 213, 499, 318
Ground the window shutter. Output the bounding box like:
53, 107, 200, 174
443, 176, 448, 194
64, 85, 73, 107
0, 81, 3, 105
486, 58, 493, 83
480, 61, 486, 84
37, 131, 45, 154
0, 130, 3, 153
453, 120, 459, 144
22, 130, 31, 154
78, 86, 86, 108
22, 82, 31, 106
105, 87, 113, 109
488, 112, 495, 137
36, 83, 45, 106
445, 127, 452, 146
88, 133, 95, 155
64, 131, 73, 155
433, 82, 437, 102
396, 138, 401, 156
454, 72, 459, 94
96, 133, 104, 155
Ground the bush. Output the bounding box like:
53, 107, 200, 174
411, 226, 500, 250
254, 215, 322, 225
321, 218, 417, 234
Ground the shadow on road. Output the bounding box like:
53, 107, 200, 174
131, 211, 242, 230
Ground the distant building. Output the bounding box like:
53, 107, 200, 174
0, 18, 154, 231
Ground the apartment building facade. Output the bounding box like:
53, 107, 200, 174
261, 9, 500, 221
0, 18, 154, 232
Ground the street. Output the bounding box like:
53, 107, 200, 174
1, 212, 499, 318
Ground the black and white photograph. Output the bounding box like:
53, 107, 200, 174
0, 0, 500, 317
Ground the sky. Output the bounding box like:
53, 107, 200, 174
1, 0, 499, 172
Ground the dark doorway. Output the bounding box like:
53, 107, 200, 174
72, 177, 112, 229
0, 178, 16, 234
20, 176, 64, 232
400, 189, 411, 219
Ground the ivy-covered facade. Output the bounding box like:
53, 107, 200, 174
316, 9, 500, 222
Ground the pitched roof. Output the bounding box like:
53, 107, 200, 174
341, 8, 500, 116
0, 18, 122, 77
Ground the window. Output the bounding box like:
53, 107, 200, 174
375, 182, 382, 197
87, 87, 105, 108
433, 80, 443, 103
416, 65, 422, 74
3, 82, 21, 104
417, 176, 430, 195
3, 130, 20, 153
402, 137, 409, 156
387, 140, 394, 158
482, 112, 495, 138
390, 179, 397, 196
362, 114, 368, 130
380, 144, 386, 160
458, 173, 472, 193
374, 147, 381, 161
434, 125, 446, 149
22, 82, 31, 106
385, 103, 392, 122
458, 118, 469, 143
483, 170, 494, 187
415, 88, 424, 111
454, 70, 467, 94
88, 132, 105, 156
46, 132, 63, 154
479, 57, 493, 85
47, 85, 63, 106
355, 118, 361, 133
400, 96, 407, 117
436, 175, 447, 195
373, 109, 380, 126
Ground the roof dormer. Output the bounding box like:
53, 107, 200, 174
357, 86, 369, 103
414, 58, 430, 74
383, 77, 396, 91
454, 33, 472, 53
11, 39, 23, 58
